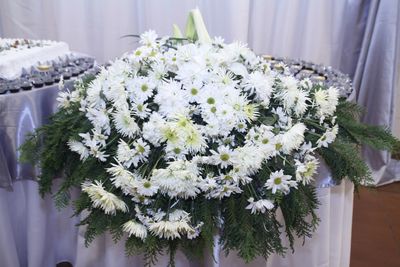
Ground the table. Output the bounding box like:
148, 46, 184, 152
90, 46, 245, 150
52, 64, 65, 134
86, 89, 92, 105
0, 60, 354, 267
0, 81, 75, 190
0, 172, 353, 267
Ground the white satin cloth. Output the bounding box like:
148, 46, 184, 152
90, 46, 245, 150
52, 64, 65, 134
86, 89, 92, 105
0, 178, 353, 267
0, 39, 70, 80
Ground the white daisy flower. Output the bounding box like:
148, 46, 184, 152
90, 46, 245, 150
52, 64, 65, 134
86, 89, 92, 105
245, 197, 274, 214
207, 183, 242, 199
132, 102, 151, 119
131, 138, 150, 167
265, 170, 297, 194
317, 124, 339, 147
136, 179, 159, 197
210, 146, 236, 169
295, 156, 319, 185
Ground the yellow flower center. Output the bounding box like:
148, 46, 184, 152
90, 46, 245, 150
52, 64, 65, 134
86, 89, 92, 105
207, 97, 215, 105
141, 84, 149, 92
190, 88, 198, 95
137, 145, 145, 154
274, 177, 282, 185
220, 153, 230, 161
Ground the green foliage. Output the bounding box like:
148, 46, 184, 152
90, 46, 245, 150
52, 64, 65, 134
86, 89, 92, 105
18, 79, 399, 266
142, 236, 166, 267
318, 99, 399, 189
319, 139, 372, 188
280, 184, 320, 250
336, 100, 398, 151
220, 194, 285, 262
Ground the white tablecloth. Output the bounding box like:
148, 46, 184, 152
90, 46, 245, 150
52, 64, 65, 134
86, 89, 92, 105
0, 179, 354, 267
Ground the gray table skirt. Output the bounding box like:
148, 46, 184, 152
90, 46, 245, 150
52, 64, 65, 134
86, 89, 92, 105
0, 81, 75, 190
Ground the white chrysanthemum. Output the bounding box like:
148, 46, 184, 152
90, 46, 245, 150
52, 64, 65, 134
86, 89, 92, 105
127, 76, 155, 103
86, 107, 111, 133
151, 160, 202, 199
79, 132, 109, 162
113, 109, 139, 138
265, 170, 297, 194
122, 220, 148, 240
102, 80, 128, 107
207, 183, 242, 199
82, 180, 128, 215
327, 86, 339, 113
299, 78, 313, 89
68, 140, 89, 161
293, 90, 310, 116
131, 45, 153, 62
107, 162, 137, 195
295, 155, 319, 184
116, 139, 135, 167
148, 220, 194, 240
229, 62, 248, 77
317, 124, 339, 147
168, 209, 190, 222
140, 30, 158, 47
233, 145, 264, 174
142, 113, 166, 146
314, 87, 338, 121
57, 90, 81, 109
244, 71, 274, 106
154, 81, 189, 118
131, 138, 151, 166
246, 197, 274, 214
279, 76, 302, 112
183, 80, 203, 103
280, 123, 306, 154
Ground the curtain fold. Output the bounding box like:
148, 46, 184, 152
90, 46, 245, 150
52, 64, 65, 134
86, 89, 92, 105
353, 0, 400, 185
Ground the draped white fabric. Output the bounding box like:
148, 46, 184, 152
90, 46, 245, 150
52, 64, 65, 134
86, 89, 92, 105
0, 179, 353, 267
0, 0, 367, 68
353, 0, 400, 185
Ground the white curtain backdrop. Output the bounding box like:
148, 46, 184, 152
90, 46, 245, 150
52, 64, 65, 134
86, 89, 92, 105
0, 0, 367, 68
353, 0, 400, 185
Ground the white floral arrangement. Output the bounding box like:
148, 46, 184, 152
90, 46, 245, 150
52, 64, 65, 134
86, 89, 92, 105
72, 30, 334, 211
21, 10, 397, 266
